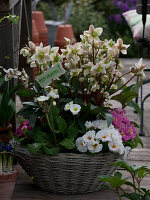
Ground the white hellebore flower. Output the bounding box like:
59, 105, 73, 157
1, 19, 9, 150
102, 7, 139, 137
83, 130, 95, 144
47, 89, 59, 99
31, 44, 50, 64
84, 25, 103, 42
87, 141, 103, 153
75, 137, 87, 152
114, 38, 130, 55
96, 129, 112, 142
70, 104, 81, 115
64, 101, 73, 111
3, 68, 21, 81
20, 48, 30, 57
37, 96, 49, 102
20, 68, 29, 88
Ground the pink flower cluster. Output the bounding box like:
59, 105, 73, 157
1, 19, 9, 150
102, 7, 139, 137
14, 120, 32, 138
111, 109, 137, 142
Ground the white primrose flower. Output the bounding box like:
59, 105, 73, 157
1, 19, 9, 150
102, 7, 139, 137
108, 141, 120, 153
85, 121, 93, 129
75, 137, 87, 152
83, 130, 95, 144
114, 38, 130, 55
110, 128, 122, 142
84, 25, 103, 42
70, 104, 81, 115
96, 129, 112, 142
47, 89, 59, 99
87, 140, 103, 153
37, 95, 49, 102
31, 44, 51, 64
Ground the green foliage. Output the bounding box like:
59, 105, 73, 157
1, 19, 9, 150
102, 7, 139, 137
99, 160, 150, 200
0, 14, 19, 24
0, 77, 21, 127
68, 0, 108, 41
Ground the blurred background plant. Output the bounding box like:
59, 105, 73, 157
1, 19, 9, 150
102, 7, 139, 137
37, 0, 139, 57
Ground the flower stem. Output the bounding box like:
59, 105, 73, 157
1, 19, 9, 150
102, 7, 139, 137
46, 113, 57, 144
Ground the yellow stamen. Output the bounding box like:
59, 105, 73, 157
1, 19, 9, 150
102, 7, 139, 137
112, 145, 116, 149
74, 108, 77, 111
92, 144, 98, 149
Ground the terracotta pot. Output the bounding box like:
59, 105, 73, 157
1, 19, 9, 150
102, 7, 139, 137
0, 170, 17, 200
55, 24, 76, 50
32, 11, 48, 46
0, 123, 13, 144
32, 19, 39, 46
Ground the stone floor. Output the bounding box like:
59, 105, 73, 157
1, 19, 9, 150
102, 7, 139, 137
13, 58, 150, 199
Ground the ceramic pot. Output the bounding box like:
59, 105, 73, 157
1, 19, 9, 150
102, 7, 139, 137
55, 24, 76, 50
0, 123, 13, 144
32, 11, 48, 46
0, 170, 17, 200
32, 19, 39, 46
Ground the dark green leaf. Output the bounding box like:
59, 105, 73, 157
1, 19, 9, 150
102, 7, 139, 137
27, 143, 43, 154
56, 117, 67, 136
16, 88, 35, 97
0, 76, 5, 87
43, 146, 60, 155
60, 138, 75, 149
67, 125, 79, 139
128, 101, 142, 117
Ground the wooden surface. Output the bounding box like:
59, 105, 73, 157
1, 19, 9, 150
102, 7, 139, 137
12, 137, 150, 200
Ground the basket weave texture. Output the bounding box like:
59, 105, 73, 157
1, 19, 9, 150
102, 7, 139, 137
15, 146, 119, 194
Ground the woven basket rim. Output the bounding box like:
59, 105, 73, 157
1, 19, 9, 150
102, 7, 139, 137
15, 145, 120, 159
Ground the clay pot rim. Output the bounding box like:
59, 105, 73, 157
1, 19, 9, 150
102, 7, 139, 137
0, 169, 17, 182
0, 123, 12, 132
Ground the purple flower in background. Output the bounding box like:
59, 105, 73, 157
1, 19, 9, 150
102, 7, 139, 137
14, 120, 32, 138
110, 0, 136, 24
109, 14, 122, 24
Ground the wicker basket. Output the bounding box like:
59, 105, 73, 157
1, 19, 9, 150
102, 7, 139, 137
15, 146, 120, 194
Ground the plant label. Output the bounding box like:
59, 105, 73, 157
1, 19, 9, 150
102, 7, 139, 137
36, 63, 66, 88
